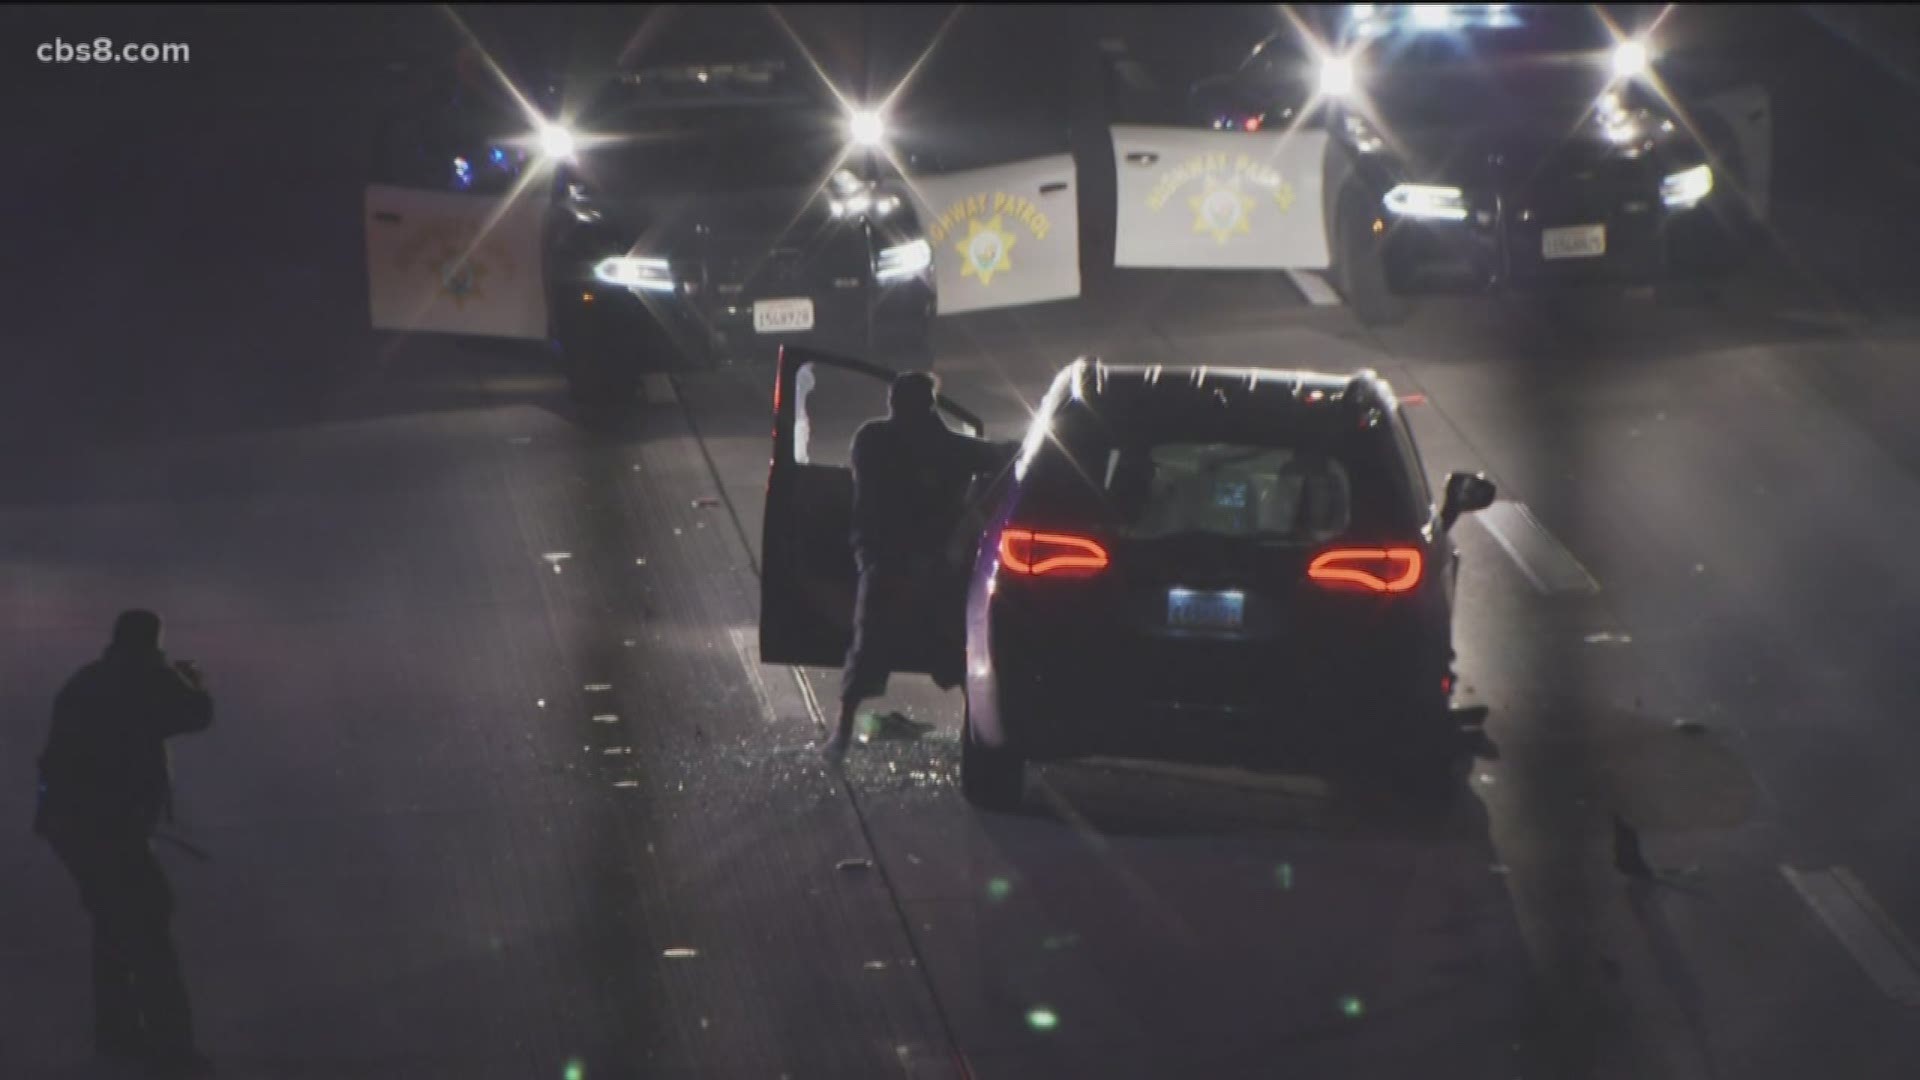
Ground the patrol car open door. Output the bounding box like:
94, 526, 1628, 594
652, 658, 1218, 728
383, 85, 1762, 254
760, 345, 986, 669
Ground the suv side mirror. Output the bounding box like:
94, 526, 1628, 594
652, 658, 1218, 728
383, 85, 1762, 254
1441, 471, 1496, 530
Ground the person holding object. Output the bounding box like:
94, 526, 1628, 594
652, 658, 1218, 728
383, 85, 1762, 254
824, 371, 1020, 761
34, 609, 215, 1079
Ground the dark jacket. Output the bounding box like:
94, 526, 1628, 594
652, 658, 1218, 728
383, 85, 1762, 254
849, 412, 1016, 566
34, 648, 214, 836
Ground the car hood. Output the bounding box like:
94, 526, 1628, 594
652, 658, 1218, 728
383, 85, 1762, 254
579, 186, 840, 253
1358, 108, 1691, 185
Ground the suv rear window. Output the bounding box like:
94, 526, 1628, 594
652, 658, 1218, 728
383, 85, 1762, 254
1109, 443, 1351, 542
1018, 397, 1416, 539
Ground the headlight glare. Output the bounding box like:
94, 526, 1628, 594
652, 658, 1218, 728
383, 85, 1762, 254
1319, 56, 1356, 97
1612, 40, 1649, 81
850, 109, 886, 147
1382, 183, 1468, 221
875, 238, 932, 282
593, 256, 675, 293
538, 122, 577, 160
1660, 164, 1713, 210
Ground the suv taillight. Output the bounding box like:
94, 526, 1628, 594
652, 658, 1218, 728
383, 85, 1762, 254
1308, 547, 1423, 593
998, 528, 1110, 578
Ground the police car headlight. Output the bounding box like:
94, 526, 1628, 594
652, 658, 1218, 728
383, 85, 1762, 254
594, 256, 675, 293
850, 109, 887, 148
538, 122, 577, 161
1383, 183, 1468, 221
1319, 55, 1356, 97
1660, 164, 1712, 210
1612, 40, 1649, 81
875, 238, 932, 282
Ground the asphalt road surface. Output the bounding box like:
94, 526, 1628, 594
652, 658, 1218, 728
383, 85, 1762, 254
7, 249, 1920, 1079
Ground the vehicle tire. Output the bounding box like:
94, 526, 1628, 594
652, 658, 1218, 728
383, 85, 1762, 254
1334, 187, 1413, 328
1382, 685, 1457, 805
960, 700, 1025, 811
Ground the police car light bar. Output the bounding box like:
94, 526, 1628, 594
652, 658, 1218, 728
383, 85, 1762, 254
1319, 55, 1356, 97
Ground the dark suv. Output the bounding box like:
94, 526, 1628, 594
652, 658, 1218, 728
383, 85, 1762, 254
958, 360, 1493, 807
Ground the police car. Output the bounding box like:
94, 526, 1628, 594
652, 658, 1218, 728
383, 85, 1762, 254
545, 55, 935, 405
366, 10, 935, 409
1190, 3, 1768, 323
758, 347, 1494, 810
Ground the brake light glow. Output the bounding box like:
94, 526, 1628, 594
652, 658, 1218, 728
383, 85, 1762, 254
1308, 547, 1423, 593
998, 529, 1109, 577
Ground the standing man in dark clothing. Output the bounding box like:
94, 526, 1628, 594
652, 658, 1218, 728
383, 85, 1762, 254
34, 610, 215, 1079
824, 371, 1018, 760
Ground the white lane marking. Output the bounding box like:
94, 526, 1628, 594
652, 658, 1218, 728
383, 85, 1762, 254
1473, 500, 1600, 596
644, 374, 679, 404
1782, 865, 1920, 1006
727, 626, 779, 724
790, 663, 829, 735
1285, 270, 1344, 307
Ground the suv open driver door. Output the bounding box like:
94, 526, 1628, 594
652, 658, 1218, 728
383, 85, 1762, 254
760, 345, 988, 670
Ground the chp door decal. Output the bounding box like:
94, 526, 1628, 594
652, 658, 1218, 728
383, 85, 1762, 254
364, 183, 549, 340
1112, 124, 1331, 271
909, 154, 1081, 315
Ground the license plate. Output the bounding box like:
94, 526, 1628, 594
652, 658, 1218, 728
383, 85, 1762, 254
1167, 588, 1245, 631
753, 297, 814, 333
1542, 224, 1606, 260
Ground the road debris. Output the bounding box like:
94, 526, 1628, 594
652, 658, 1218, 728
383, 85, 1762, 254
856, 711, 935, 745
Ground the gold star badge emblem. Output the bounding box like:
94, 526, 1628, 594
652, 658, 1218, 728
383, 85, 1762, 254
1189, 175, 1256, 245
957, 215, 1015, 286
430, 245, 490, 308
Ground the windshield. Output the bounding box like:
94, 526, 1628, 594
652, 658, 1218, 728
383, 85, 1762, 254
1108, 442, 1354, 542
1020, 398, 1415, 537
569, 107, 846, 193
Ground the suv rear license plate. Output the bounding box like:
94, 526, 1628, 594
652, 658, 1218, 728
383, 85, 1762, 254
753, 297, 814, 333
1542, 224, 1606, 260
1167, 588, 1245, 631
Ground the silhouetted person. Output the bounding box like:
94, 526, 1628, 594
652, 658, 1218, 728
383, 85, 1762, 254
825, 371, 1017, 760
34, 610, 215, 1079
